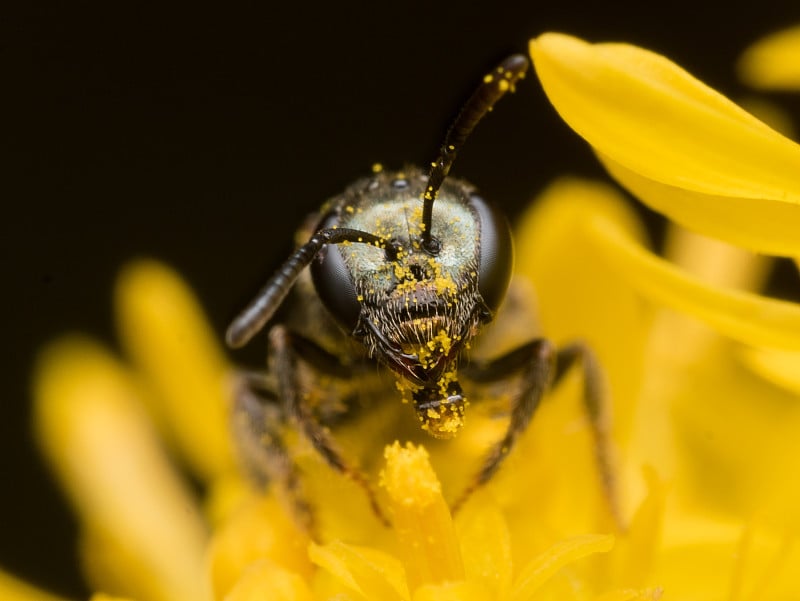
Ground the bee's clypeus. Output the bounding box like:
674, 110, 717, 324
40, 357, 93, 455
227, 54, 618, 529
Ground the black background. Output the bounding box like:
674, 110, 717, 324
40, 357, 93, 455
4, 1, 800, 597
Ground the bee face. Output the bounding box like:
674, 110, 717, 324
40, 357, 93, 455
310, 167, 513, 436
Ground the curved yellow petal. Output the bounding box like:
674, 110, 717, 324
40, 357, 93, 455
0, 570, 69, 601
509, 534, 614, 601
308, 541, 408, 601
223, 559, 313, 601
738, 25, 800, 90
115, 259, 236, 482
584, 206, 800, 350
530, 33, 800, 255
598, 156, 800, 256
33, 337, 211, 601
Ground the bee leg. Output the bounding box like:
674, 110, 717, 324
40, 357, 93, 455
455, 338, 556, 510
458, 339, 621, 529
551, 341, 622, 530
269, 325, 391, 527
231, 372, 314, 530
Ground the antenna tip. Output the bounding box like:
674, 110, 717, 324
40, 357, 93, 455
225, 322, 248, 349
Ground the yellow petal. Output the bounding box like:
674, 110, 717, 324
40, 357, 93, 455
584, 203, 800, 350
530, 33, 800, 256
509, 534, 615, 601
514, 177, 652, 440
735, 97, 797, 140
605, 467, 666, 587
223, 559, 313, 601
380, 442, 465, 591
661, 225, 771, 293
0, 570, 69, 601
592, 589, 663, 601
115, 260, 235, 481
738, 25, 800, 90
651, 526, 800, 600
308, 541, 408, 601
412, 580, 491, 601
207, 495, 312, 600
454, 491, 511, 598
740, 346, 800, 394
33, 337, 211, 601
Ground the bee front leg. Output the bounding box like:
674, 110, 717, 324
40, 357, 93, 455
458, 339, 621, 528
456, 338, 556, 510
268, 325, 391, 527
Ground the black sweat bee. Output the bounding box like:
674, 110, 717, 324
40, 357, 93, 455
226, 54, 617, 528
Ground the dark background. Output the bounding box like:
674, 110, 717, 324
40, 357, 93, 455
4, 1, 800, 597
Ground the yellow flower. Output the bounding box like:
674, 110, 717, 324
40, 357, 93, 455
6, 31, 800, 601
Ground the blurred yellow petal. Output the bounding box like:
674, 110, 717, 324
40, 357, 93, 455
308, 541, 408, 601
223, 559, 313, 601
604, 467, 665, 588
738, 25, 800, 90
207, 495, 312, 600
584, 202, 800, 350
592, 589, 663, 601
454, 491, 512, 598
412, 580, 490, 601
740, 346, 800, 394
662, 225, 771, 293
33, 338, 211, 601
380, 442, 464, 590
0, 570, 69, 601
509, 534, 614, 601
530, 33, 800, 256
91, 594, 137, 601
115, 260, 235, 481
514, 177, 652, 440
651, 523, 798, 600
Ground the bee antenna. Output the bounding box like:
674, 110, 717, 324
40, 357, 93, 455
226, 228, 398, 348
420, 54, 529, 255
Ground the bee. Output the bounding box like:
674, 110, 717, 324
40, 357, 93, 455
227, 54, 616, 528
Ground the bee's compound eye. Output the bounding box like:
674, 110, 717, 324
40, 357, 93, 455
470, 194, 513, 312
311, 242, 362, 332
